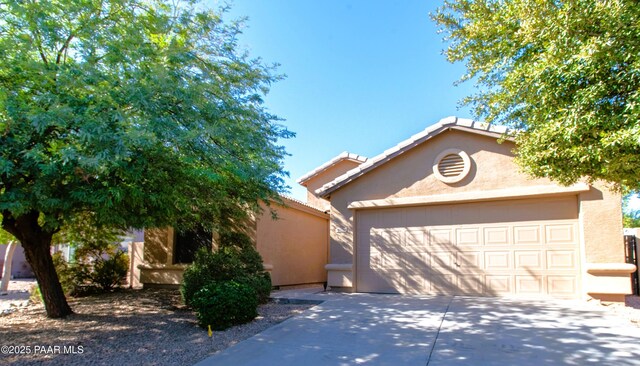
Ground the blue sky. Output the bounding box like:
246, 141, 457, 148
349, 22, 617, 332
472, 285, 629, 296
215, 0, 475, 201
212, 1, 639, 212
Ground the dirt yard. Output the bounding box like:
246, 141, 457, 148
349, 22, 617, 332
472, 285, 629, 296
0, 282, 312, 366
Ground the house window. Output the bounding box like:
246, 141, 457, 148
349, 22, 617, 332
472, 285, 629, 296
173, 226, 212, 264
433, 149, 471, 184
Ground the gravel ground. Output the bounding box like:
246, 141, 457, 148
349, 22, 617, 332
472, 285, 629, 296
0, 281, 313, 366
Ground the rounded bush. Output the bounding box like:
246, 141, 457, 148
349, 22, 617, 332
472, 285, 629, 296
181, 243, 272, 307
192, 281, 258, 330
181, 247, 242, 306
90, 251, 129, 291
238, 272, 272, 304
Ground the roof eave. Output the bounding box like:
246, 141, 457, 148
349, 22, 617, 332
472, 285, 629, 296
315, 116, 513, 198
297, 151, 367, 186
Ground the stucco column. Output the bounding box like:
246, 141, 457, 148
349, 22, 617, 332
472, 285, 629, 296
1, 241, 18, 293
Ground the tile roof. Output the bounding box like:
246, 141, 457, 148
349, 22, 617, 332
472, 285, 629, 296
315, 116, 512, 197
297, 151, 368, 185
278, 194, 329, 214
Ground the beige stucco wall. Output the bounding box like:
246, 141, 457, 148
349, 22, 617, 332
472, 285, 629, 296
303, 159, 363, 211
579, 183, 623, 263
127, 241, 144, 289
143, 228, 171, 265
257, 199, 329, 286
325, 129, 627, 300
579, 184, 631, 300
139, 227, 189, 286
328, 130, 555, 266
140, 198, 329, 288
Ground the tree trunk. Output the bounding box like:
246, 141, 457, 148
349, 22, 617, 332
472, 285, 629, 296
1, 241, 18, 293
1, 211, 73, 318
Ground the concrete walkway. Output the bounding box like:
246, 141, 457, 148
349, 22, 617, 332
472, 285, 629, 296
195, 289, 640, 366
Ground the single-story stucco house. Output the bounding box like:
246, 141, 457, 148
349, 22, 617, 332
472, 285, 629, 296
139, 116, 635, 301
300, 116, 634, 301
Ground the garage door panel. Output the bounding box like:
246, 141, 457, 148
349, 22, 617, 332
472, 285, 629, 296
516, 275, 544, 295
515, 251, 544, 270
458, 277, 485, 294
382, 253, 403, 270
546, 250, 576, 270
514, 225, 541, 245
430, 273, 458, 294
429, 228, 453, 246
405, 275, 427, 294
485, 251, 511, 270
370, 229, 401, 253
404, 252, 429, 269
486, 275, 512, 294
456, 228, 482, 246
404, 229, 426, 251
484, 226, 510, 245
545, 224, 576, 244
547, 276, 577, 296
457, 251, 482, 270
432, 251, 455, 269
356, 197, 580, 298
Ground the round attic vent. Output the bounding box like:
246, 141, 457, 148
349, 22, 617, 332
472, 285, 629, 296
433, 149, 471, 184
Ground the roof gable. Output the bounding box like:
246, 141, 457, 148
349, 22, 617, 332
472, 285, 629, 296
316, 116, 511, 198
297, 151, 367, 186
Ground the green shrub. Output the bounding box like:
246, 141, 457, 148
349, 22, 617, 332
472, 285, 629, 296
52, 251, 77, 295
88, 251, 129, 291
53, 248, 129, 296
238, 272, 272, 304
29, 285, 43, 304
181, 231, 272, 307
181, 247, 242, 306
192, 281, 258, 330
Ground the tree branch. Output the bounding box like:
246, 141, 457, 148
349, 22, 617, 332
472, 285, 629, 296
56, 34, 74, 65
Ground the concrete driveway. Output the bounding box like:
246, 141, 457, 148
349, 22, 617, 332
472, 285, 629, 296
194, 290, 640, 366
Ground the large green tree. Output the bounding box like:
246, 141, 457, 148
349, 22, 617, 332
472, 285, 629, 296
433, 0, 640, 189
0, 0, 292, 318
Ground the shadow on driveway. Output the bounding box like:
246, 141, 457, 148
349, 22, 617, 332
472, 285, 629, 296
196, 294, 640, 366
431, 296, 640, 365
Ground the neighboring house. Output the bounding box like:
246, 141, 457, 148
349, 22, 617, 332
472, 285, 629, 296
0, 243, 34, 279
304, 116, 633, 301
140, 196, 329, 288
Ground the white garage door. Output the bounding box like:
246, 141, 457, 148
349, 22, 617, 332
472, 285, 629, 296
356, 196, 581, 298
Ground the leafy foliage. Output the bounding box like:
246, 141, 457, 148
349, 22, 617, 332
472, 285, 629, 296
0, 215, 15, 244
53, 243, 129, 295
75, 250, 129, 292
241, 272, 273, 305
191, 281, 258, 330
29, 285, 43, 304
0, 0, 290, 317
623, 193, 640, 228
52, 213, 126, 254
181, 230, 271, 306
181, 247, 241, 306
433, 1, 640, 189
52, 251, 77, 294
